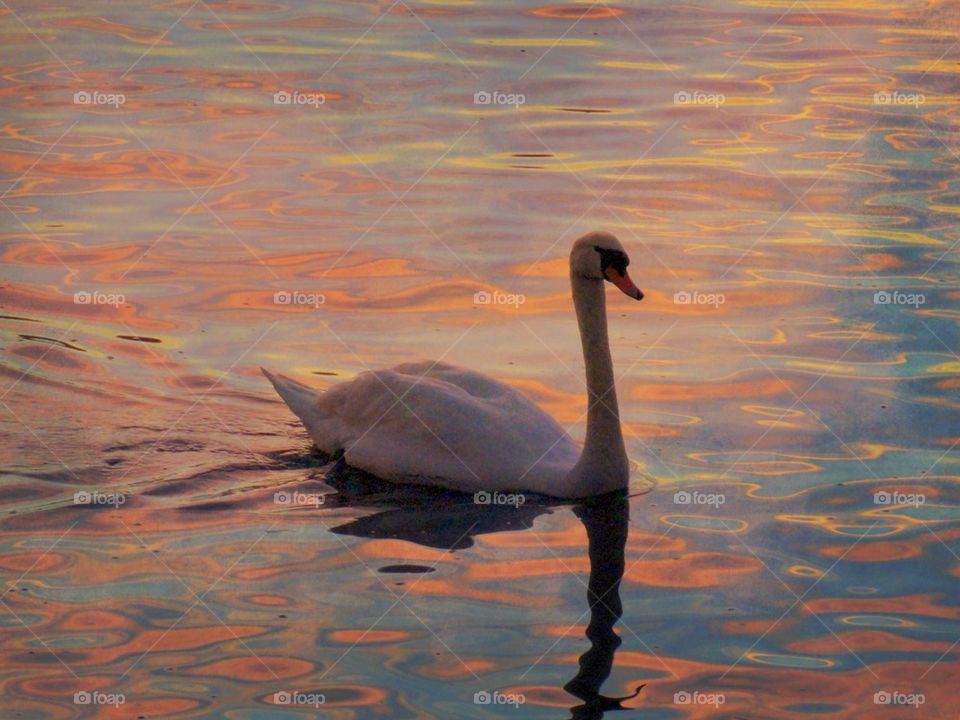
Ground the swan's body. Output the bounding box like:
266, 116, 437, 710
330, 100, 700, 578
264, 231, 644, 499
263, 361, 580, 494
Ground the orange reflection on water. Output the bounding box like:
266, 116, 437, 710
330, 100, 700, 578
2, 0, 959, 716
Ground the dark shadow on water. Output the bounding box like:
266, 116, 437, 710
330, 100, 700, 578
566, 491, 645, 718
299, 450, 645, 716
315, 452, 558, 550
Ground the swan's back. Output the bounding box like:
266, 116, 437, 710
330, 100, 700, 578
264, 361, 580, 494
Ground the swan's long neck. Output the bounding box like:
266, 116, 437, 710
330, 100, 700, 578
566, 274, 629, 495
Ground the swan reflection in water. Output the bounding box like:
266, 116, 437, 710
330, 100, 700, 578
320, 461, 645, 717
566, 492, 644, 719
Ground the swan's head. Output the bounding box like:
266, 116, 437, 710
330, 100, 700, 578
571, 231, 644, 301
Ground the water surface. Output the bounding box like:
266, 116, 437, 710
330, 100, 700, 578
2, 0, 959, 717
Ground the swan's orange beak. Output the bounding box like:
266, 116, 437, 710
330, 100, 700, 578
604, 267, 644, 301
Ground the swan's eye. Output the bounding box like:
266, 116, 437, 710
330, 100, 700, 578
594, 246, 629, 274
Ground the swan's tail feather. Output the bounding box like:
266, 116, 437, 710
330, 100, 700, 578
261, 367, 322, 423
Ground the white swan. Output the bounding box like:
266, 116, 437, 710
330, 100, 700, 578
263, 231, 643, 499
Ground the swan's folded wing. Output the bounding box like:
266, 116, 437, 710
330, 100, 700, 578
335, 364, 580, 492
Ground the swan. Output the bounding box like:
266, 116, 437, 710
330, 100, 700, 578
262, 231, 644, 499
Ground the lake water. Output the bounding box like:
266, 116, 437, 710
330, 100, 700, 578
2, 0, 959, 717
